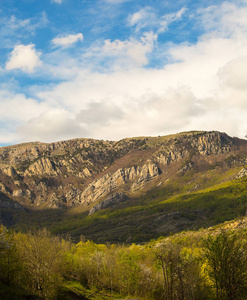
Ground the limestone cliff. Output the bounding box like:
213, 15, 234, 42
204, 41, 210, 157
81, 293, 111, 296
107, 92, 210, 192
67, 160, 160, 206
0, 131, 245, 211
24, 157, 60, 176
89, 192, 127, 215
155, 131, 233, 166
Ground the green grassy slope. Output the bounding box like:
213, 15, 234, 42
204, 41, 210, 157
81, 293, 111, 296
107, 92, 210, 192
2, 130, 247, 244
11, 174, 247, 244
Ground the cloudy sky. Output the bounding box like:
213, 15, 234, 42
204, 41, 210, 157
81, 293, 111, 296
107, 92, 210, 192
1, 0, 247, 145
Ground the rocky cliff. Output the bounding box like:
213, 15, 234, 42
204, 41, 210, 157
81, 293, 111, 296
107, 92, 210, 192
0, 131, 246, 212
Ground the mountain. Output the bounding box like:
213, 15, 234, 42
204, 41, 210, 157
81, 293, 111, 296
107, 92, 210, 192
1, 130, 247, 243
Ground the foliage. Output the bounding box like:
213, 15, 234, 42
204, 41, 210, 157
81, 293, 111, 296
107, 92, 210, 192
204, 230, 247, 299
1, 220, 247, 299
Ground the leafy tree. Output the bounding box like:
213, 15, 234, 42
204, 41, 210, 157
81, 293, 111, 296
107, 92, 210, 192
15, 229, 64, 299
155, 242, 185, 300
204, 230, 247, 300
0, 226, 20, 286
155, 242, 204, 300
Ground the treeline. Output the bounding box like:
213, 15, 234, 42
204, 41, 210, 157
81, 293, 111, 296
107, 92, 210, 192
1, 225, 247, 299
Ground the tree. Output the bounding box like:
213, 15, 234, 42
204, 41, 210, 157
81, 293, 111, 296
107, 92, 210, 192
155, 242, 186, 300
15, 229, 64, 299
155, 241, 204, 300
0, 226, 20, 286
204, 230, 247, 300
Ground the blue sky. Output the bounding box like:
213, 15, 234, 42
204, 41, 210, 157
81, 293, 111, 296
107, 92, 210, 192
1, 0, 247, 145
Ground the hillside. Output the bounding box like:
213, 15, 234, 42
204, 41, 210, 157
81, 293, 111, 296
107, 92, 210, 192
1, 130, 247, 243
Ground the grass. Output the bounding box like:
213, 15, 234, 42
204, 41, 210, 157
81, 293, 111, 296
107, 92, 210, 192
15, 176, 244, 244
3, 130, 247, 244
7, 166, 247, 244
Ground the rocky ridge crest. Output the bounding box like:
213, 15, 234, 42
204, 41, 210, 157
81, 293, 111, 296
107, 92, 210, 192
0, 131, 244, 211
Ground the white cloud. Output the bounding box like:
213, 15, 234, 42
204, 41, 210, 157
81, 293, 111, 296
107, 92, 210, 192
129, 7, 155, 28
0, 12, 48, 51
5, 44, 42, 73
1, 12, 48, 38
51, 33, 83, 47
3, 1, 247, 144
51, 0, 62, 4
105, 0, 133, 3
8, 12, 48, 33
197, 2, 247, 36
158, 7, 187, 33
0, 90, 50, 122
76, 101, 124, 126
218, 56, 247, 92
102, 31, 157, 66
128, 7, 186, 33
18, 110, 85, 142
30, 2, 247, 142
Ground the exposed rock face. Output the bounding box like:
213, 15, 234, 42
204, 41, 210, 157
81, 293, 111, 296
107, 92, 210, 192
193, 132, 232, 155
2, 166, 18, 177
0, 183, 10, 194
13, 189, 32, 200
0, 192, 24, 211
156, 148, 189, 165
24, 157, 60, 176
78, 161, 159, 205
177, 162, 193, 174
236, 167, 247, 179
0, 200, 24, 210
155, 132, 233, 166
131, 161, 160, 191
64, 161, 160, 205
0, 131, 244, 211
89, 192, 127, 215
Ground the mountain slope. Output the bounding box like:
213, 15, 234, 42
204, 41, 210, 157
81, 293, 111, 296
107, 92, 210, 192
1, 130, 247, 242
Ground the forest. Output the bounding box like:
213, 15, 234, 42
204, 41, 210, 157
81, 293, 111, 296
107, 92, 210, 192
1, 220, 247, 300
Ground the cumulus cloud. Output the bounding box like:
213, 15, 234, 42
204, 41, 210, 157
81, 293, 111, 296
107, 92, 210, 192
102, 31, 157, 67
218, 56, 247, 91
0, 89, 50, 144
0, 90, 49, 122
3, 1, 247, 144
51, 33, 83, 47
76, 102, 124, 126
0, 128, 19, 146
32, 1, 247, 141
197, 2, 247, 36
18, 110, 86, 143
5, 44, 41, 73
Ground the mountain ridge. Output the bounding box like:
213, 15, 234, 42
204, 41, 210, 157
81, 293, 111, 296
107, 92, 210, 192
1, 130, 247, 242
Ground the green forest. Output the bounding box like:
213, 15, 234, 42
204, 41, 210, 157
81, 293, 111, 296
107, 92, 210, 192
1, 219, 247, 300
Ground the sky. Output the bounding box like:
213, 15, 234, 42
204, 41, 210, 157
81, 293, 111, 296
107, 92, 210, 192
1, 0, 247, 146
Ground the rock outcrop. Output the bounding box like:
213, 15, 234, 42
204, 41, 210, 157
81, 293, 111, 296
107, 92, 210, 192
0, 199, 24, 210
24, 157, 60, 176
193, 132, 232, 155
78, 161, 159, 205
89, 192, 127, 215
236, 167, 247, 179
0, 192, 24, 211
64, 160, 160, 205
155, 131, 233, 166
0, 131, 244, 211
